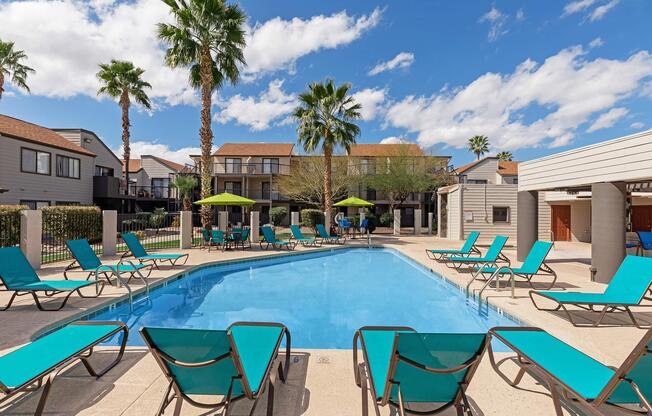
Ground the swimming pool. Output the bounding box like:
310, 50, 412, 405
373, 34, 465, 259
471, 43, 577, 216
87, 248, 520, 348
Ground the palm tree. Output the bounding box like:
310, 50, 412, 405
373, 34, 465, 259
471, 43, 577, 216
496, 151, 513, 161
96, 60, 152, 187
0, 39, 34, 100
171, 175, 198, 211
294, 80, 362, 215
158, 0, 247, 227
468, 135, 490, 160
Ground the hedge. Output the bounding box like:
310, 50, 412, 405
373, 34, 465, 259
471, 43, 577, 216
42, 206, 102, 243
300, 209, 324, 231
269, 207, 288, 226
0, 205, 26, 247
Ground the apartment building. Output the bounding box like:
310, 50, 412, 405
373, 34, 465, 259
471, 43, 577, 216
118, 155, 184, 211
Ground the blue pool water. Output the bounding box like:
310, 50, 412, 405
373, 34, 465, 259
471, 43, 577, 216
88, 248, 519, 348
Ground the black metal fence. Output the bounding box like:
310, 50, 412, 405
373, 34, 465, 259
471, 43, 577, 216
41, 208, 103, 264
117, 212, 181, 252
0, 209, 22, 248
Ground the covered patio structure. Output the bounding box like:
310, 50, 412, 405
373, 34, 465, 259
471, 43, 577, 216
518, 129, 652, 283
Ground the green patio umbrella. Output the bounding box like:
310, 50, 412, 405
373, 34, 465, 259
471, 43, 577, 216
194, 192, 255, 206
333, 196, 374, 207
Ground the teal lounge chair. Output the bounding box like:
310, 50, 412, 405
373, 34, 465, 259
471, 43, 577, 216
120, 232, 189, 268
260, 226, 296, 251
0, 321, 127, 416
530, 255, 652, 328
289, 224, 322, 247
140, 322, 291, 416
0, 247, 105, 311
447, 235, 510, 272
209, 230, 230, 252
353, 326, 488, 416
65, 239, 153, 284
316, 224, 345, 245
235, 228, 251, 250
426, 231, 481, 261
488, 326, 652, 416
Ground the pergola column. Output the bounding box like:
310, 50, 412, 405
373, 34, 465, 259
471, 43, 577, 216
591, 182, 626, 283
517, 190, 538, 262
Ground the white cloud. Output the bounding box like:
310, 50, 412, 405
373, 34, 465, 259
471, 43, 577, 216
379, 136, 410, 144
368, 52, 415, 76
113, 140, 204, 165
630, 122, 645, 129
384, 46, 652, 151
587, 107, 628, 132
479, 6, 508, 42
243, 8, 382, 79
590, 0, 620, 21
352, 88, 387, 121
215, 79, 296, 131
515, 9, 525, 21
562, 0, 597, 16
562, 0, 619, 21
589, 37, 604, 48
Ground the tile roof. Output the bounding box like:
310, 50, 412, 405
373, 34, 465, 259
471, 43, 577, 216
214, 143, 294, 156
348, 143, 424, 157
123, 159, 142, 173
453, 157, 520, 176
0, 114, 95, 156
122, 156, 185, 173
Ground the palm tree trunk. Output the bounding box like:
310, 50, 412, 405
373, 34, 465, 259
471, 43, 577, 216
0, 72, 4, 100
324, 142, 333, 214
199, 47, 214, 228
120, 90, 131, 190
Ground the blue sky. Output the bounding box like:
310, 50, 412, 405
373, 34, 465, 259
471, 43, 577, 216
1, 0, 651, 167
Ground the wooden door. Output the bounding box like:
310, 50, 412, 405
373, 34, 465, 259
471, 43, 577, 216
552, 205, 571, 241
632, 206, 652, 232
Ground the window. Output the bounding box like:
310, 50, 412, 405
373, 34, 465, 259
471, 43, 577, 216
56, 155, 80, 178
21, 148, 51, 175
55, 201, 80, 206
151, 178, 170, 198
225, 158, 242, 174
262, 181, 270, 199
224, 181, 242, 195
467, 179, 488, 184
20, 200, 50, 209
95, 165, 114, 177
366, 188, 376, 200
262, 158, 279, 174
493, 206, 510, 223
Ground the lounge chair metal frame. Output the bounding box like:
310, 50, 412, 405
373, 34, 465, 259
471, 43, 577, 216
487, 326, 652, 416
289, 225, 323, 247
425, 232, 482, 261
353, 326, 487, 416
0, 281, 106, 311
0, 321, 128, 416
316, 224, 345, 245
260, 227, 297, 251
119, 232, 189, 269
141, 322, 291, 416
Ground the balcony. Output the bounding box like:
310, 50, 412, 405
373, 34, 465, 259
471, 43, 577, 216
93, 176, 175, 200
214, 162, 291, 176
215, 188, 290, 201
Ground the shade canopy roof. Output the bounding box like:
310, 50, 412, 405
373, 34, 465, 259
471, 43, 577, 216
333, 197, 374, 207
194, 192, 255, 206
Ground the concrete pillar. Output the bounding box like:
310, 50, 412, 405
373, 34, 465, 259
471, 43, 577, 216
517, 190, 539, 262
180, 211, 192, 249
591, 182, 626, 283
324, 209, 331, 234
250, 211, 259, 243
428, 212, 433, 235
414, 209, 422, 235
102, 210, 117, 256
437, 194, 443, 237
359, 208, 366, 224
218, 211, 228, 231
20, 210, 42, 269
393, 209, 401, 235
291, 211, 300, 226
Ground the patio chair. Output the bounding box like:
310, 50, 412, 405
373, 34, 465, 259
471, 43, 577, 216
260, 226, 296, 251
447, 235, 510, 271
0, 247, 105, 311
65, 239, 153, 284
467, 241, 556, 297
338, 218, 352, 236
208, 230, 230, 252
487, 325, 652, 416
425, 231, 481, 261
637, 231, 652, 255
120, 232, 189, 268
353, 326, 488, 416
289, 224, 322, 247
530, 255, 652, 327
236, 228, 251, 250
316, 224, 345, 245
0, 321, 127, 416
199, 228, 212, 250
140, 322, 291, 416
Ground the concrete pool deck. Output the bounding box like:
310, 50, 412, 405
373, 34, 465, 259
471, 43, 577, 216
0, 235, 649, 415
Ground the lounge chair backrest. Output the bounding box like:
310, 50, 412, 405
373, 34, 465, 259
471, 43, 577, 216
519, 241, 554, 274
211, 230, 226, 243
290, 224, 304, 239
240, 228, 250, 241
200, 228, 211, 243
484, 235, 509, 260
385, 332, 487, 403
316, 224, 329, 238
66, 239, 101, 270
460, 231, 480, 253
0, 247, 41, 289
360, 218, 369, 229
121, 232, 148, 258
261, 226, 278, 243
638, 231, 652, 249
603, 326, 652, 405
603, 255, 652, 303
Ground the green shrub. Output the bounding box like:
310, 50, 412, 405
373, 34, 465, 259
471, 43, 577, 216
269, 206, 288, 226
300, 209, 324, 231
42, 206, 102, 243
0, 205, 26, 247
149, 208, 167, 229
379, 211, 394, 227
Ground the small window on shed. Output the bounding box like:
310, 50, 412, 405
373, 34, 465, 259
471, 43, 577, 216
493, 206, 510, 223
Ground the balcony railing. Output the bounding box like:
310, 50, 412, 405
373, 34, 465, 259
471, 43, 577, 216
214, 162, 291, 176
122, 185, 173, 199
215, 188, 290, 201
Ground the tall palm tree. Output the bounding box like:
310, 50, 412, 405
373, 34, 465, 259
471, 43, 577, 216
0, 39, 34, 100
158, 0, 247, 227
467, 135, 490, 160
171, 175, 198, 211
294, 80, 362, 215
496, 151, 513, 161
97, 60, 152, 187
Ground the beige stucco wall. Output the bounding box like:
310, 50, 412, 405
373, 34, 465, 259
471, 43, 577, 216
459, 158, 500, 184
55, 130, 122, 177
459, 184, 518, 243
